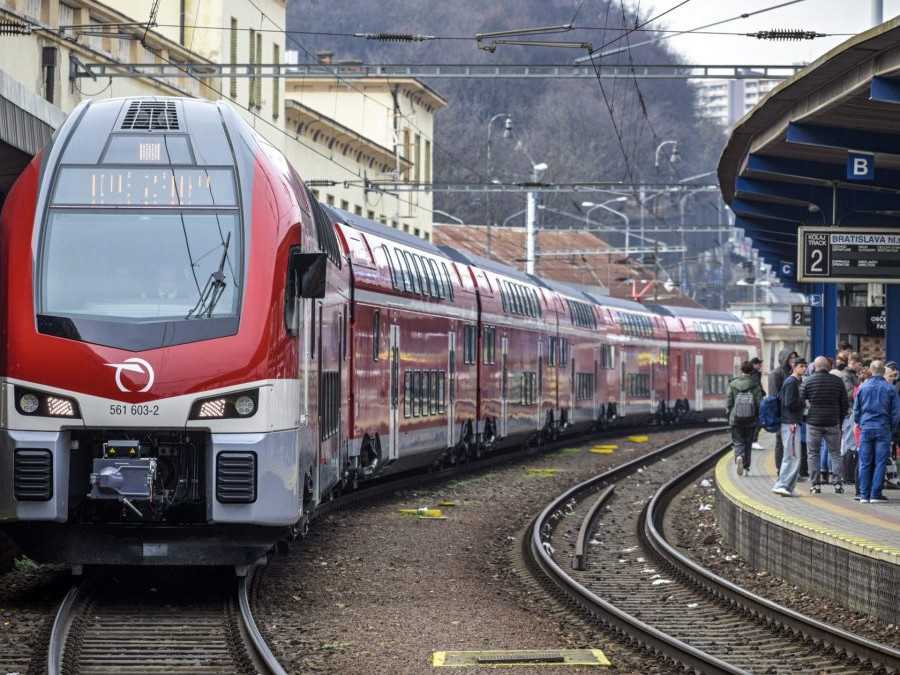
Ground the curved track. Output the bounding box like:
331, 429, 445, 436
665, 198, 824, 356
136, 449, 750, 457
47, 568, 286, 675
529, 429, 900, 674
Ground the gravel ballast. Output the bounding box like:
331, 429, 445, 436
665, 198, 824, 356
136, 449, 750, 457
668, 472, 900, 650
255, 429, 699, 674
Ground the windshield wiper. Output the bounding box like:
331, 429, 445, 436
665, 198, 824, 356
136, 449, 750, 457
186, 232, 231, 319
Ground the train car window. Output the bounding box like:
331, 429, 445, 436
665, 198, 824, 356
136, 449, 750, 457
404, 371, 412, 417
549, 337, 557, 366
410, 255, 428, 296
463, 324, 476, 364
372, 310, 381, 361
499, 285, 508, 313
483, 326, 496, 364
400, 250, 416, 293
383, 246, 401, 290
425, 259, 443, 298
310, 302, 318, 358
437, 372, 446, 412
439, 263, 455, 300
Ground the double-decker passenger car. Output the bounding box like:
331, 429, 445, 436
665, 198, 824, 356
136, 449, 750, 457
0, 96, 758, 568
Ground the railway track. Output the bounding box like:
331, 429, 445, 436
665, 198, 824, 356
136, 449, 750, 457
46, 567, 285, 675
528, 429, 900, 674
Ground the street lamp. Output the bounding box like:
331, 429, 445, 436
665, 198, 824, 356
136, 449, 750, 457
486, 113, 513, 258
581, 197, 630, 253
654, 139, 680, 168
433, 209, 464, 226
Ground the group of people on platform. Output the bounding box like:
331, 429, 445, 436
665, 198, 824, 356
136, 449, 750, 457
725, 345, 900, 504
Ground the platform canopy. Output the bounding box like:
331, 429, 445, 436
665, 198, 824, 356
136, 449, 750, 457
719, 17, 900, 293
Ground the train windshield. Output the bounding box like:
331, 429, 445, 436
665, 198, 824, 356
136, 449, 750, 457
40, 211, 241, 321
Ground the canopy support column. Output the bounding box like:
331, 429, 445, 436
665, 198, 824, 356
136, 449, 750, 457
886, 285, 900, 362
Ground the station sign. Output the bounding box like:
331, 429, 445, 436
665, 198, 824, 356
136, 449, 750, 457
790, 304, 811, 326
779, 260, 795, 278
797, 227, 900, 283
847, 152, 875, 182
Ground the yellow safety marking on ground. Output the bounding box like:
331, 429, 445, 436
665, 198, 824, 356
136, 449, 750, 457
437, 500, 457, 507
715, 455, 900, 564
627, 435, 649, 443
526, 468, 562, 477
398, 508, 445, 518
590, 447, 615, 455
559, 447, 583, 455
431, 649, 611, 668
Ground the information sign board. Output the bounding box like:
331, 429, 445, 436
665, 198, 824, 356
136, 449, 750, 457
790, 304, 811, 326
797, 227, 900, 283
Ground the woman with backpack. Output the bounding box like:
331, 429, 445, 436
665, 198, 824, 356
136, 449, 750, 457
727, 361, 765, 476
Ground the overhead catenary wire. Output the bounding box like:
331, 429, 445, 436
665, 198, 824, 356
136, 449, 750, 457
578, 0, 811, 60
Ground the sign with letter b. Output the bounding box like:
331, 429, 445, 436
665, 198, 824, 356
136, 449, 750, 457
847, 152, 874, 181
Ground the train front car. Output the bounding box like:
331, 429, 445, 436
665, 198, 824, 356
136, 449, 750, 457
0, 97, 316, 568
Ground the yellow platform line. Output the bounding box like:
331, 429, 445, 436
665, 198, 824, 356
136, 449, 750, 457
716, 454, 900, 565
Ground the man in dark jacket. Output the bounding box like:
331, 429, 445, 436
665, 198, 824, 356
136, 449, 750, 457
768, 349, 798, 471
772, 358, 807, 496
749, 357, 765, 449
802, 356, 850, 493
727, 361, 765, 476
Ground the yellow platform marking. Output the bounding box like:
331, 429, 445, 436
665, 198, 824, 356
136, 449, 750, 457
432, 649, 610, 668
627, 435, 649, 443
559, 447, 583, 455
526, 468, 562, 477
716, 455, 900, 564
398, 508, 445, 518
437, 500, 457, 507
590, 448, 616, 455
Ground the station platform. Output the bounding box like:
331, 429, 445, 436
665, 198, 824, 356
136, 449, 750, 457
715, 433, 900, 625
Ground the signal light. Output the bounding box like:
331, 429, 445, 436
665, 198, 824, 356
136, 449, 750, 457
14, 387, 80, 418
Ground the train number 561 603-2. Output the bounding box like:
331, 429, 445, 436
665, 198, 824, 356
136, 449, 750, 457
109, 404, 160, 416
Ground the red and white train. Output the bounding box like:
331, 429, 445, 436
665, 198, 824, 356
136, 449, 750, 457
0, 97, 758, 567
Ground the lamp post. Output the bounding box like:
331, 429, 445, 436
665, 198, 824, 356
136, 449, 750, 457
581, 197, 630, 252
525, 162, 548, 275
486, 113, 512, 258
654, 140, 680, 169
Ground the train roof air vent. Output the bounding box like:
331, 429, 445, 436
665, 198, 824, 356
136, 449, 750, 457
120, 100, 180, 131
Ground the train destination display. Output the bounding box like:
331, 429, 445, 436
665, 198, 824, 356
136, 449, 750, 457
797, 227, 900, 283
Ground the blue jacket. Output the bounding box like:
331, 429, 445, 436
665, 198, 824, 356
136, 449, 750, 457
853, 375, 900, 433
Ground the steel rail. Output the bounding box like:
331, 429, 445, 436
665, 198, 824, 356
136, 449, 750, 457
238, 570, 288, 675
571, 484, 614, 571
529, 428, 742, 675
644, 445, 900, 674
47, 585, 80, 675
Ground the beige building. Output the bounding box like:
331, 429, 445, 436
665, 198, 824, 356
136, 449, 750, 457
284, 57, 446, 240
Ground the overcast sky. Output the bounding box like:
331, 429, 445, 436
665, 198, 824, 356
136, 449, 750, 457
616, 1, 900, 65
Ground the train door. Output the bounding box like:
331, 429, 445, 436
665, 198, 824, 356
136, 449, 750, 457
501, 336, 509, 437
649, 355, 656, 413
537, 338, 544, 430
593, 350, 600, 420
694, 354, 704, 412
388, 324, 400, 461
447, 331, 456, 447
619, 351, 627, 414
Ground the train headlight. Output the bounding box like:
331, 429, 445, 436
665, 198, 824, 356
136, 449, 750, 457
189, 389, 259, 420
234, 395, 256, 417
14, 387, 81, 418
19, 393, 39, 415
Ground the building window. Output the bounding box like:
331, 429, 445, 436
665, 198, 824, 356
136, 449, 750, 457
326, 194, 335, 206
367, 210, 375, 220
403, 224, 409, 233
379, 215, 387, 225
272, 43, 280, 119
355, 205, 363, 216
425, 139, 432, 184
414, 228, 421, 237
391, 220, 398, 229
414, 134, 421, 183
340, 199, 349, 211
424, 232, 430, 241
230, 18, 238, 99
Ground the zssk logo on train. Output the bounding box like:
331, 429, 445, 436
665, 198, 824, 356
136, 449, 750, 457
104, 357, 156, 393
